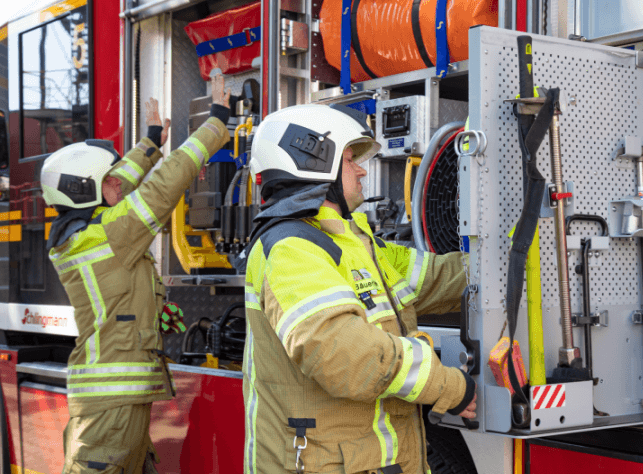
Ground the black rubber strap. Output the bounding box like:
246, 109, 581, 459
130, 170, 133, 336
505, 88, 559, 411
351, 0, 377, 79
380, 465, 403, 474
412, 0, 434, 68
288, 418, 316, 437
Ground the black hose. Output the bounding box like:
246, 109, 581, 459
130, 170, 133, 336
581, 239, 593, 380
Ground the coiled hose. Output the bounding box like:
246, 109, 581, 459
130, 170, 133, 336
411, 121, 465, 251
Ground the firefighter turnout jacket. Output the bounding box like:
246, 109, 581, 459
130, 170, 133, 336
243, 206, 474, 474
49, 117, 229, 417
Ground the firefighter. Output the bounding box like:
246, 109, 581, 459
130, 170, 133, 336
40, 75, 231, 473
242, 104, 477, 474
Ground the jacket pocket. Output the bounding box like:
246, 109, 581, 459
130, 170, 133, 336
339, 432, 395, 474
114, 315, 136, 351
139, 328, 158, 351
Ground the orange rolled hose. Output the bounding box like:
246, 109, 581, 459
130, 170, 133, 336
319, 0, 498, 81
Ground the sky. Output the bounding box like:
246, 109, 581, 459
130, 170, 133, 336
0, 1, 53, 27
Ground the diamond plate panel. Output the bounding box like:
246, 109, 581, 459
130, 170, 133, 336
162, 286, 244, 362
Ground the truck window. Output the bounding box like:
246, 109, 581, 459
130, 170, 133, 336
19, 4, 91, 159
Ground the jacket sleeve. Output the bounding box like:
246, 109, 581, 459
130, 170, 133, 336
261, 237, 471, 412
107, 137, 163, 197
101, 117, 230, 269
377, 240, 468, 315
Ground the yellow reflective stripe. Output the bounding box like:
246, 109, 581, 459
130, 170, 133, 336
373, 400, 398, 467
244, 328, 258, 474
382, 338, 433, 402
407, 250, 429, 295
126, 190, 162, 235
67, 380, 165, 397
382, 338, 415, 398
114, 167, 138, 186
52, 244, 113, 274
366, 295, 396, 323
275, 286, 357, 342
124, 157, 144, 177
69, 362, 158, 369
80, 265, 106, 365
188, 137, 209, 163
245, 287, 261, 311
180, 138, 206, 169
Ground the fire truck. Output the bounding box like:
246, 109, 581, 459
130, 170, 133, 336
2, 0, 643, 472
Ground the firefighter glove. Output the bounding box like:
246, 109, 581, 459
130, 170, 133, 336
160, 302, 186, 334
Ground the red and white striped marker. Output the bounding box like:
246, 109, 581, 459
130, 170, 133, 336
532, 384, 566, 410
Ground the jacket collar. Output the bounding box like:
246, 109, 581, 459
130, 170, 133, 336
308, 206, 374, 238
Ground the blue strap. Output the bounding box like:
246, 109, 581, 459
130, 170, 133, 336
435, 0, 450, 78
208, 149, 247, 169
340, 0, 352, 95
346, 99, 376, 115
195, 26, 261, 58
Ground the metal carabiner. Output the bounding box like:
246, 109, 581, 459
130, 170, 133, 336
293, 435, 307, 474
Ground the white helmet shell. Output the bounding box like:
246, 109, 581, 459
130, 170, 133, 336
41, 140, 120, 209
249, 104, 380, 185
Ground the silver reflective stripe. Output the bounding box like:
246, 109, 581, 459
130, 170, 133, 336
202, 122, 220, 136
128, 191, 162, 234
245, 329, 258, 474
365, 299, 394, 320
182, 140, 206, 166
397, 338, 424, 399
120, 163, 142, 182
377, 400, 394, 466
245, 291, 259, 306
67, 383, 164, 394
396, 285, 414, 302
277, 290, 356, 342
81, 266, 105, 365
69, 366, 162, 376
54, 245, 113, 274
409, 251, 425, 292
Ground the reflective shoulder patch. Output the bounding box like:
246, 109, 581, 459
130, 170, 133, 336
260, 220, 342, 266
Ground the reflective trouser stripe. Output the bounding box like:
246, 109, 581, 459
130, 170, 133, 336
80, 265, 106, 365
381, 338, 432, 402
373, 400, 398, 467
275, 286, 357, 343
126, 190, 162, 235
68, 365, 162, 378
67, 381, 165, 397
52, 244, 114, 274
244, 329, 258, 474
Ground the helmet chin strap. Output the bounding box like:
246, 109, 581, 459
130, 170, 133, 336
325, 160, 352, 219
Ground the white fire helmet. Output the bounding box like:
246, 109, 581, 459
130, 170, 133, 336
249, 103, 380, 191
41, 140, 121, 210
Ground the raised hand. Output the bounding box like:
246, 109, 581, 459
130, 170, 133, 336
211, 73, 231, 109
145, 97, 171, 147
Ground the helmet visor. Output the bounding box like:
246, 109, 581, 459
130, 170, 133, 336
346, 138, 381, 165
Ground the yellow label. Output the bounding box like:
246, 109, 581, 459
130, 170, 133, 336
525, 43, 532, 55
39, 0, 87, 23
527, 63, 532, 75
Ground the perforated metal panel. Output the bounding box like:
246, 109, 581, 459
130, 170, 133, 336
461, 26, 643, 434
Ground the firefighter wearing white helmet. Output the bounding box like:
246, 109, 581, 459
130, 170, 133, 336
43, 76, 231, 474
243, 103, 477, 474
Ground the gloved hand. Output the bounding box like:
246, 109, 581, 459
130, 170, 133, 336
160, 302, 187, 334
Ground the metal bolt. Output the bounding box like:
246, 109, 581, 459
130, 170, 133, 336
588, 251, 593, 257
613, 207, 617, 211
432, 81, 437, 85
567, 251, 571, 257
485, 299, 489, 304
485, 102, 489, 107
546, 58, 549, 63
484, 233, 489, 238
598, 297, 602, 302
569, 96, 577, 105
594, 170, 597, 175
485, 49, 488, 54
485, 168, 489, 173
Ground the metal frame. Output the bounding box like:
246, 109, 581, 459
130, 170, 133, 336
461, 25, 643, 437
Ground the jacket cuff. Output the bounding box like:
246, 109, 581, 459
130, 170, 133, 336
210, 103, 230, 125
447, 369, 476, 415
147, 125, 163, 148
139, 137, 163, 164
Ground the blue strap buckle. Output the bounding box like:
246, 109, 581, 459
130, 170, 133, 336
196, 26, 261, 58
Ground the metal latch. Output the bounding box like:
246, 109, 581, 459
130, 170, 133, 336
569, 310, 608, 328
632, 311, 643, 324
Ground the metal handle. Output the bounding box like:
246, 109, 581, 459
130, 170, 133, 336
460, 285, 480, 375
565, 214, 609, 236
